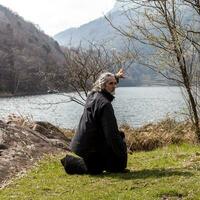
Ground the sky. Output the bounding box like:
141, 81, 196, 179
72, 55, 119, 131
0, 0, 116, 36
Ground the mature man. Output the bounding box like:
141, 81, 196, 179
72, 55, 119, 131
61, 69, 127, 174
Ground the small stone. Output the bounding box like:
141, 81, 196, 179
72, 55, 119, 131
0, 144, 8, 150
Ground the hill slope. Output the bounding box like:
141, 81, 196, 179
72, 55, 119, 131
0, 5, 67, 96
54, 9, 128, 48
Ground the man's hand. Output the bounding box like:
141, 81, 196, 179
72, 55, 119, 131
115, 68, 125, 79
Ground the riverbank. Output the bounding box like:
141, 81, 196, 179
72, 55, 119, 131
0, 115, 198, 190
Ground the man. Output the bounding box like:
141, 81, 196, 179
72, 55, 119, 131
61, 69, 127, 174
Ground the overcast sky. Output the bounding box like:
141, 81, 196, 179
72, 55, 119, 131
0, 0, 116, 36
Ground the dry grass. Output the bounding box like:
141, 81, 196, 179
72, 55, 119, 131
5, 114, 35, 128
121, 118, 199, 152
4, 115, 199, 153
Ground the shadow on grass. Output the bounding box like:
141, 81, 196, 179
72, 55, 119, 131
96, 168, 193, 180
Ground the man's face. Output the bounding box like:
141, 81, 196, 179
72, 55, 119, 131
104, 76, 117, 94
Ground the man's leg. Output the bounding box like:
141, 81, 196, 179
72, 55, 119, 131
83, 152, 105, 174
105, 141, 128, 173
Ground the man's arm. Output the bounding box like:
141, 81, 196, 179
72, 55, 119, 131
115, 68, 125, 83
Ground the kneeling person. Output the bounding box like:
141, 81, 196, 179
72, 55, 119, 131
61, 69, 127, 174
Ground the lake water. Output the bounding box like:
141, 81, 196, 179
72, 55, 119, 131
0, 87, 186, 129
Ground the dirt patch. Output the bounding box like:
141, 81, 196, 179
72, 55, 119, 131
0, 116, 71, 189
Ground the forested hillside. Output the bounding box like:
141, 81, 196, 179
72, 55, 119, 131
0, 5, 67, 96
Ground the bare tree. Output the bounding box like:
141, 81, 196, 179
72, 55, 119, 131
106, 0, 200, 138
60, 42, 134, 106
183, 0, 200, 15
182, 1, 200, 114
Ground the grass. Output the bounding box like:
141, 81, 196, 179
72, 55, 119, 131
1, 143, 200, 200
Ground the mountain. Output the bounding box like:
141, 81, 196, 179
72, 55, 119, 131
54, 4, 128, 48
0, 5, 67, 96
54, 3, 174, 86
53, 1, 144, 48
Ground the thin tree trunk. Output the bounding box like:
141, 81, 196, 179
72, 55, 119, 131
185, 85, 200, 139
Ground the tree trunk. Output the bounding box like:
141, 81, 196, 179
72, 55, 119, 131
185, 85, 200, 140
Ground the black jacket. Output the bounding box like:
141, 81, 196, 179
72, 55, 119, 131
70, 90, 127, 161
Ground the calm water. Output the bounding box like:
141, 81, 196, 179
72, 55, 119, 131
0, 87, 186, 128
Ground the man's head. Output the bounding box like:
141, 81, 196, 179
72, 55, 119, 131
92, 72, 117, 94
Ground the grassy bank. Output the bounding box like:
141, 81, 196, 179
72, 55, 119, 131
0, 143, 200, 200
63, 118, 198, 153
121, 118, 198, 152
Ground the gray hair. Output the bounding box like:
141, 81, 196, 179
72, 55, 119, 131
92, 72, 115, 92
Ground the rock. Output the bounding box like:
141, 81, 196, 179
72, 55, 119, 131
0, 119, 71, 188
33, 121, 70, 141
0, 144, 8, 150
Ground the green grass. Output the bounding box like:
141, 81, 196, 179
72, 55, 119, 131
1, 144, 200, 200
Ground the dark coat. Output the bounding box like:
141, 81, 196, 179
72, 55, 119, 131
70, 90, 127, 173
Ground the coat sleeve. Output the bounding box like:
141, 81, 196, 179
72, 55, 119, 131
100, 103, 127, 158
114, 75, 119, 83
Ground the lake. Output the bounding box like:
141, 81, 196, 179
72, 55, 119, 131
0, 87, 186, 129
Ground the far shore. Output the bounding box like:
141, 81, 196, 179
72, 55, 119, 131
0, 85, 179, 98
0, 91, 65, 98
